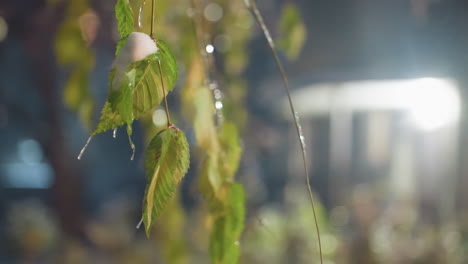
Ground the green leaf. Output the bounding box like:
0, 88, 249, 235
142, 129, 190, 236
218, 122, 241, 180
55, 19, 87, 65
210, 183, 245, 264
115, 0, 134, 55
199, 121, 242, 200
63, 60, 95, 129
194, 88, 218, 152
199, 155, 223, 203
91, 40, 178, 136
115, 0, 134, 38
278, 4, 307, 60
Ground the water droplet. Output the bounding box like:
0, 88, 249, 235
136, 218, 143, 229
130, 143, 135, 161
113, 128, 118, 138
215, 101, 223, 110
214, 89, 223, 100
138, 1, 146, 29
205, 44, 214, 54
77, 136, 93, 160
209, 81, 218, 90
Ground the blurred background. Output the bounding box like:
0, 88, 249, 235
1, 0, 468, 263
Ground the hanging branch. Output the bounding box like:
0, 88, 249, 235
190, 0, 224, 126
158, 59, 173, 128
244, 0, 323, 263
150, 0, 173, 129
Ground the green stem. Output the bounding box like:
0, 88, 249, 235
150, 0, 155, 38
245, 1, 323, 263
157, 59, 172, 127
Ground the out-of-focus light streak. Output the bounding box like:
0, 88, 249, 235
287, 77, 460, 132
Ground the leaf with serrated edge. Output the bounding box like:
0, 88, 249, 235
142, 129, 190, 236
115, 0, 133, 37
91, 40, 178, 136
115, 0, 134, 55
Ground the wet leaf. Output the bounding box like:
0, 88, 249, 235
91, 40, 178, 137
143, 129, 190, 236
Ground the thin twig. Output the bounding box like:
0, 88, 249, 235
150, 0, 171, 127
245, 1, 323, 263
150, 0, 155, 38
157, 59, 172, 126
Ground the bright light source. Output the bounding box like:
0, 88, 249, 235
215, 101, 223, 110
407, 78, 460, 131
205, 44, 215, 54
287, 77, 460, 132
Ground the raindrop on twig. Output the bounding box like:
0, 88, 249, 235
77, 136, 93, 160
136, 217, 143, 229
130, 143, 135, 161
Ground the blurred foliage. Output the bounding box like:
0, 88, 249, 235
241, 186, 335, 264
153, 194, 190, 264
55, 0, 95, 128
5, 193, 468, 263
210, 183, 245, 264
277, 3, 306, 61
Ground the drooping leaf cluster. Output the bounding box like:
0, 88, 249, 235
182, 53, 245, 264
65, 0, 189, 237
91, 41, 177, 138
